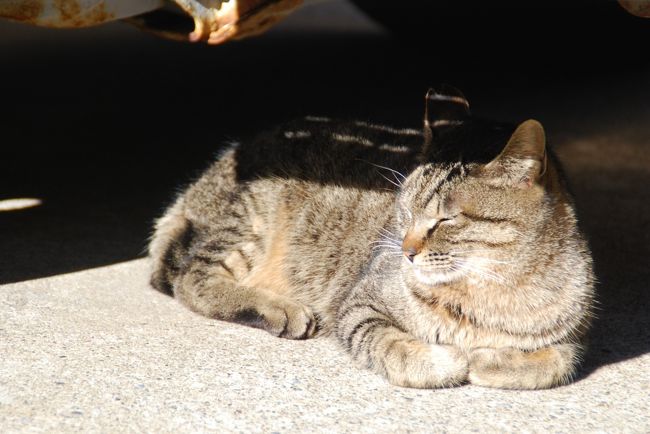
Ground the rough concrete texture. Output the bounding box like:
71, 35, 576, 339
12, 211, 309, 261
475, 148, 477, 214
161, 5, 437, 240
2, 0, 650, 432
0, 258, 648, 433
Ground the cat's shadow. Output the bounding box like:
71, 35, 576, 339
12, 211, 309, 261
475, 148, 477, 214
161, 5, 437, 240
568, 161, 650, 379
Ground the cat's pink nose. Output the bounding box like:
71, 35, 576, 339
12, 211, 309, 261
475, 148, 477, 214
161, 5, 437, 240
402, 233, 423, 263
404, 247, 418, 263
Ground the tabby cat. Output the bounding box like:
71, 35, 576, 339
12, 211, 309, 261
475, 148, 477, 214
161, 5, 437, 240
149, 88, 594, 389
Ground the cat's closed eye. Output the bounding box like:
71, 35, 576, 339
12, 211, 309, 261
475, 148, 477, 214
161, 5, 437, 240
425, 215, 458, 236
440, 214, 460, 223
430, 214, 460, 226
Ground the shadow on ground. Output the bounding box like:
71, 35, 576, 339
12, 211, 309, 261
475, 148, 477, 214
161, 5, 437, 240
0, 0, 648, 383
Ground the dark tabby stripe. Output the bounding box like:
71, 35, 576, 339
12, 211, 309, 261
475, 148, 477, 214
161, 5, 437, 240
151, 219, 195, 295
337, 302, 386, 322
348, 317, 393, 356
448, 238, 514, 247
422, 164, 464, 207
462, 213, 512, 224
347, 317, 391, 345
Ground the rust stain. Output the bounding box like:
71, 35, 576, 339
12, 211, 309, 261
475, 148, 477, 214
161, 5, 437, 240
0, 0, 44, 23
80, 3, 114, 26
51, 0, 115, 27
53, 0, 81, 22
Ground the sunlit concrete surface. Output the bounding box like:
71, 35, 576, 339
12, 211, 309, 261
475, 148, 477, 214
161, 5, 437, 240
1, 0, 649, 432
0, 258, 648, 433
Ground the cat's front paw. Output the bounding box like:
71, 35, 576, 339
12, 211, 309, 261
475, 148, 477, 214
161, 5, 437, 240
235, 297, 317, 340
468, 346, 575, 390
383, 342, 468, 389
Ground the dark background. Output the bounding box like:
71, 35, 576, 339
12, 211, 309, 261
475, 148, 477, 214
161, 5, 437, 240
1, 0, 649, 378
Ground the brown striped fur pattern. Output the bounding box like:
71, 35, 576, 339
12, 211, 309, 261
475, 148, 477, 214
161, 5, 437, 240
149, 113, 594, 390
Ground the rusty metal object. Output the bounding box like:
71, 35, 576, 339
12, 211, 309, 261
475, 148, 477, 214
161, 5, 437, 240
618, 0, 650, 18
172, 0, 303, 44
0, 0, 304, 44
2, 0, 648, 46
0, 0, 164, 28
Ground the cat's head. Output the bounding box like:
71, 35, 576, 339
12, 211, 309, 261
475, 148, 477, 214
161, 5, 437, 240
396, 119, 552, 287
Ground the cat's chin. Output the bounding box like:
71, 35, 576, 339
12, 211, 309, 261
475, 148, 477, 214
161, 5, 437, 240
413, 268, 463, 286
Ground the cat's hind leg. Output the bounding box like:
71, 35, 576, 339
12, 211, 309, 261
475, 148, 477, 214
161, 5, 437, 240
468, 343, 582, 389
150, 192, 316, 339
175, 242, 318, 339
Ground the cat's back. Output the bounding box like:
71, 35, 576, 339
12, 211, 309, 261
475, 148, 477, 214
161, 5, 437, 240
231, 116, 424, 188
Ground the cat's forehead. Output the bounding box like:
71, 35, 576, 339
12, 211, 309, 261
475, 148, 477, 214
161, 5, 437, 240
404, 163, 466, 207
420, 163, 464, 185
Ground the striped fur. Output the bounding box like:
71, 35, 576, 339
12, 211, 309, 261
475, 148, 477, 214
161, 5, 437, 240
149, 109, 594, 389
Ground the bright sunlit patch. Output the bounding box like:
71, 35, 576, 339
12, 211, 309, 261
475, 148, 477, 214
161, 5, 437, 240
0, 198, 42, 212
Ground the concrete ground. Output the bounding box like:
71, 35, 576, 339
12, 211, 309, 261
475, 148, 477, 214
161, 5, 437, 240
1, 1, 649, 432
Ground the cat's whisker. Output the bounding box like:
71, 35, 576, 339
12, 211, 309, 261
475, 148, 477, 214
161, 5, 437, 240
359, 160, 407, 181
377, 227, 398, 237
451, 251, 512, 262
373, 231, 396, 239
375, 237, 402, 247
370, 244, 401, 251
357, 159, 407, 188
374, 249, 404, 257
450, 249, 499, 254
369, 239, 399, 245
455, 261, 505, 284
376, 171, 401, 188
373, 247, 402, 253
382, 252, 404, 258
369, 240, 402, 248
370, 235, 400, 245
375, 228, 401, 246
470, 257, 512, 265
369, 243, 401, 251
470, 262, 503, 278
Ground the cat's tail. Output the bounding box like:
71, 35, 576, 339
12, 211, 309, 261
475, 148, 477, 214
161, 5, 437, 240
148, 196, 193, 296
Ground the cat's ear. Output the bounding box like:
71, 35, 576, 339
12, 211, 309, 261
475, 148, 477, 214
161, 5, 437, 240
424, 84, 470, 129
481, 119, 547, 188
420, 85, 470, 161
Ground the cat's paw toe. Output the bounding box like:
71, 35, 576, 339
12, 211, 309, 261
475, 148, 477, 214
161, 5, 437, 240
469, 346, 572, 389
469, 347, 533, 389
258, 299, 317, 340
279, 302, 317, 339
384, 342, 468, 388
427, 344, 469, 386
468, 347, 502, 386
